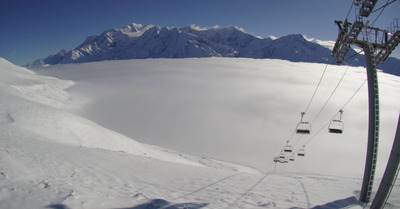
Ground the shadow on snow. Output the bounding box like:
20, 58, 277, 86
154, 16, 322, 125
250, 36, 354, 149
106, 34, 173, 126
47, 204, 71, 209
113, 199, 208, 209
310, 196, 364, 209
48, 199, 208, 209
48, 197, 364, 209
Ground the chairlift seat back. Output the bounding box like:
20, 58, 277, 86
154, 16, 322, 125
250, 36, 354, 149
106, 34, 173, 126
296, 122, 311, 134
328, 119, 344, 134
284, 145, 293, 153
329, 128, 343, 134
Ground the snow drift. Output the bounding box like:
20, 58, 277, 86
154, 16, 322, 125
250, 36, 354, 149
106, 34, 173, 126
0, 57, 214, 166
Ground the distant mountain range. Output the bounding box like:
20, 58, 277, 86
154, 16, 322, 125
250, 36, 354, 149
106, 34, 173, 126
26, 23, 400, 76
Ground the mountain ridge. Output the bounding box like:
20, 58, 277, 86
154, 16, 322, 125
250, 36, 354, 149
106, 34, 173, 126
26, 23, 400, 76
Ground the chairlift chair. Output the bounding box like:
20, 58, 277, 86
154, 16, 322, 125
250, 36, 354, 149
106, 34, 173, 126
328, 110, 344, 134
296, 122, 312, 134
289, 155, 295, 161
284, 141, 293, 153
284, 145, 293, 153
296, 112, 311, 134
329, 120, 344, 133
278, 153, 288, 163
297, 146, 306, 157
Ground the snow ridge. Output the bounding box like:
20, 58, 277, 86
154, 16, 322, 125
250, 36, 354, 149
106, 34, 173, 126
2, 57, 254, 169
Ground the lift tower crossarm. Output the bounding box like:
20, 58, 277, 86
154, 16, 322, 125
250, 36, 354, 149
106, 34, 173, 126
376, 30, 400, 64
332, 21, 364, 63
332, 20, 351, 56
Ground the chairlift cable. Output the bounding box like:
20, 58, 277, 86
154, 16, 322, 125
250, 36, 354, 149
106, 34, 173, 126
286, 113, 307, 144
371, 0, 390, 28
283, 46, 358, 151
281, 67, 361, 157
286, 64, 355, 153
345, 1, 354, 20
288, 63, 336, 144
343, 49, 365, 62
304, 63, 329, 114
307, 67, 340, 120
302, 78, 367, 146
310, 66, 350, 125
286, 129, 297, 144
304, 113, 339, 146
339, 79, 367, 110
292, 134, 305, 147
372, 0, 397, 14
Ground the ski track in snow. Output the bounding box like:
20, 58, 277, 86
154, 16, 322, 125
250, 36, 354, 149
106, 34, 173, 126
172, 172, 273, 208
173, 173, 241, 200
1, 57, 399, 208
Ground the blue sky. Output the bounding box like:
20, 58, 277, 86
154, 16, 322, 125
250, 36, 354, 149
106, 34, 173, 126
0, 0, 399, 65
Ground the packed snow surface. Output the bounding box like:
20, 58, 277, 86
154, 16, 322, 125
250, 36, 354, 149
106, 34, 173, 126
1, 57, 399, 208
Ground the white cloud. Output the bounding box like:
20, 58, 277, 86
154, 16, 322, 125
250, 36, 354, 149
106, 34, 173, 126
39, 58, 400, 178
189, 24, 208, 31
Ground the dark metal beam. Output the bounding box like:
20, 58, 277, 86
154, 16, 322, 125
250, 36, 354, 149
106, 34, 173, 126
376, 31, 400, 64
359, 43, 380, 203
370, 113, 400, 209
331, 7, 400, 203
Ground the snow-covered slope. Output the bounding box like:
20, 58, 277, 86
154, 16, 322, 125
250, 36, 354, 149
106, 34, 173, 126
0, 57, 258, 168
2, 57, 399, 208
25, 23, 400, 76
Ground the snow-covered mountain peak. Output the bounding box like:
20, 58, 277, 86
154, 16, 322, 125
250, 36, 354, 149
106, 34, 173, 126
26, 23, 315, 68
226, 25, 246, 33
25, 23, 400, 76
121, 23, 145, 32
303, 35, 336, 50
279, 34, 307, 42
196, 25, 249, 35
121, 23, 155, 37
269, 35, 279, 40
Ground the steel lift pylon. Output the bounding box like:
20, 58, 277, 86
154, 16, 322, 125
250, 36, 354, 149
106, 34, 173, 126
331, 0, 400, 204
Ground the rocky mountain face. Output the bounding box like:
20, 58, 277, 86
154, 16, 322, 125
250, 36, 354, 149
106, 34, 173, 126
26, 23, 399, 76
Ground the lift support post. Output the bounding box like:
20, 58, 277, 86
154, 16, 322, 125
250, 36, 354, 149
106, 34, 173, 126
331, 0, 400, 203
370, 114, 400, 209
